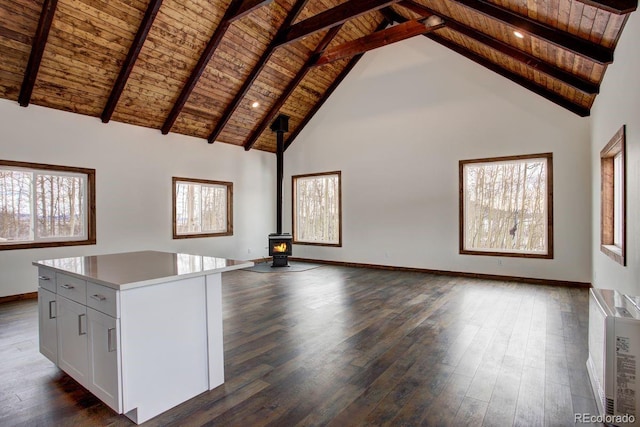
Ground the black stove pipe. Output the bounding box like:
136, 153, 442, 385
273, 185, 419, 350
270, 114, 289, 235
276, 131, 284, 235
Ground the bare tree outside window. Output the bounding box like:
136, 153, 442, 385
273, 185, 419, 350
460, 153, 553, 258
293, 171, 341, 246
0, 160, 95, 250
172, 177, 233, 239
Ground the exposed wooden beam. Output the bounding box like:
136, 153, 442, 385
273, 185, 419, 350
161, 0, 270, 134
101, 0, 163, 123
284, 58, 367, 149
382, 7, 591, 114
284, 19, 390, 150
278, 0, 397, 47
578, 0, 636, 15
235, 0, 274, 20
314, 25, 343, 53
18, 0, 58, 107
424, 32, 590, 116
398, 1, 599, 94
243, 25, 343, 151
207, 0, 310, 144
448, 0, 613, 64
314, 18, 444, 66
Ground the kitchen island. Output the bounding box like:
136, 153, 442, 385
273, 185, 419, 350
34, 250, 253, 424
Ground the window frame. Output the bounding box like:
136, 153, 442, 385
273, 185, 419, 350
0, 159, 96, 251
600, 125, 626, 266
459, 153, 554, 259
292, 171, 342, 247
172, 177, 233, 239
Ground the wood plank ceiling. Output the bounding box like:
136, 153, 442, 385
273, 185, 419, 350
0, 0, 636, 152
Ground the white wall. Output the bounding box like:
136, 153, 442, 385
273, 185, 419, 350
0, 99, 275, 297
285, 36, 592, 283
591, 11, 640, 295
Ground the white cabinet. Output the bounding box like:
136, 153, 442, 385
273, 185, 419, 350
35, 251, 253, 424
57, 295, 89, 388
38, 287, 57, 364
87, 307, 121, 412
38, 271, 121, 412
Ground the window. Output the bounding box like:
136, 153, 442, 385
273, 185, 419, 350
460, 153, 553, 258
293, 171, 341, 246
172, 177, 232, 239
0, 160, 96, 250
600, 126, 626, 265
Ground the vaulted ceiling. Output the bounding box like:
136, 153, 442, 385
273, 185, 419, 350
0, 0, 636, 152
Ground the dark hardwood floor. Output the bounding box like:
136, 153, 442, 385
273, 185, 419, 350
0, 265, 600, 426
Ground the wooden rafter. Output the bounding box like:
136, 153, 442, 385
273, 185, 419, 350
399, 1, 599, 94
235, 0, 274, 19
101, 0, 164, 123
243, 25, 343, 151
277, 0, 398, 47
18, 0, 58, 107
7, 0, 627, 151
448, 0, 614, 64
313, 18, 444, 66
579, 0, 636, 14
382, 7, 590, 115
206, 0, 310, 144
284, 18, 390, 150
424, 29, 590, 116
161, 0, 271, 134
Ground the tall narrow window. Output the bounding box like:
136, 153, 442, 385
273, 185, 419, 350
460, 153, 553, 258
0, 160, 96, 250
293, 171, 341, 246
172, 177, 233, 239
600, 126, 626, 265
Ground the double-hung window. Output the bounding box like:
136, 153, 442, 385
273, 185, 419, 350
0, 160, 96, 250
172, 177, 233, 238
460, 153, 553, 258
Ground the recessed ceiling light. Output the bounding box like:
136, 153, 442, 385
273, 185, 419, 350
251, 101, 260, 108
424, 15, 444, 28
514, 31, 524, 39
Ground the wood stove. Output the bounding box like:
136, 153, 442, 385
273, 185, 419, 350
269, 233, 292, 267
270, 114, 292, 268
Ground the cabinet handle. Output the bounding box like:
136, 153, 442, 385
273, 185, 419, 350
78, 313, 86, 336
38, 275, 51, 281
48, 300, 56, 319
90, 294, 106, 302
61, 284, 75, 290
108, 328, 117, 352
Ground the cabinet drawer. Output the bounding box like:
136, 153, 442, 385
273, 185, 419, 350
38, 267, 56, 293
87, 282, 118, 318
57, 273, 87, 304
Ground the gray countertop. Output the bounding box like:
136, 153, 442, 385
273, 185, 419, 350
33, 250, 254, 290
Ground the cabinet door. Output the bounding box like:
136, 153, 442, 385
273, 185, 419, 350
38, 288, 58, 364
57, 296, 88, 387
87, 308, 122, 413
